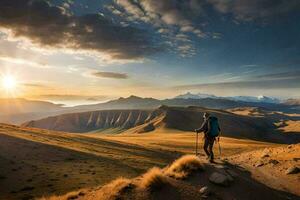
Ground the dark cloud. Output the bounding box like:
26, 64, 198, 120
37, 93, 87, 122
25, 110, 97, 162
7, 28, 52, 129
91, 71, 128, 79
112, 0, 205, 57
0, 0, 163, 60
208, 0, 300, 21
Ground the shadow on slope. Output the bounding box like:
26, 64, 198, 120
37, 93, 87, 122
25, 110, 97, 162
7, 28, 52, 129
0, 124, 179, 200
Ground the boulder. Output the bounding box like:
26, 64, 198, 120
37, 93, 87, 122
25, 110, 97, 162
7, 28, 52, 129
209, 172, 233, 186
226, 169, 238, 178
199, 186, 211, 196
286, 166, 300, 175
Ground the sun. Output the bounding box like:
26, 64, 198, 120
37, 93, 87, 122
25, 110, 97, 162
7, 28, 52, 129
2, 75, 17, 91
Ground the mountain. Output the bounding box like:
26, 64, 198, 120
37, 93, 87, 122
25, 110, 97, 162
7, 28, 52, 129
23, 106, 300, 143
284, 98, 300, 106
174, 92, 280, 104
73, 95, 289, 113
1, 95, 296, 125
227, 95, 280, 104
0, 98, 64, 114
74, 95, 160, 111
23, 109, 160, 133
0, 98, 69, 124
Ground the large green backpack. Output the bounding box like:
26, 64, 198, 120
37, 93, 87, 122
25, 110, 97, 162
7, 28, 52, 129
208, 116, 220, 137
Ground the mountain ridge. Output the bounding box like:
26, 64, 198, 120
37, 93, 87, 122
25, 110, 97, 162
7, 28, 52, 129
174, 92, 281, 104
23, 106, 300, 143
2, 95, 298, 125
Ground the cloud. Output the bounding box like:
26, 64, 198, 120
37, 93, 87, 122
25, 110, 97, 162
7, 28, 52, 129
172, 71, 300, 90
0, 0, 163, 61
91, 71, 129, 79
111, 0, 205, 57
208, 0, 300, 21
23, 83, 48, 88
38, 94, 108, 101
0, 55, 52, 68
253, 71, 300, 81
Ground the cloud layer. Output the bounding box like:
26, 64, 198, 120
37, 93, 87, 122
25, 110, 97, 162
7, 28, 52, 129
91, 71, 128, 79
208, 0, 300, 21
173, 71, 300, 90
0, 0, 299, 60
0, 0, 163, 61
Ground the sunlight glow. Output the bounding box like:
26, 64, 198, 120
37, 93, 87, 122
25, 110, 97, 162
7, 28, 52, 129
2, 75, 17, 91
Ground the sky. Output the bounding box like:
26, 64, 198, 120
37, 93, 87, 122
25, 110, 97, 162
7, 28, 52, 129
0, 0, 299, 105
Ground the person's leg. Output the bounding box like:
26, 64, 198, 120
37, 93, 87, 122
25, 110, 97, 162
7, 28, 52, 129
203, 138, 210, 158
208, 137, 215, 161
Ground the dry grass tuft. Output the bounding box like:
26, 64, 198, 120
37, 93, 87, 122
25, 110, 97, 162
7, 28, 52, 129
39, 190, 85, 200
165, 155, 204, 179
95, 177, 134, 200
140, 167, 170, 190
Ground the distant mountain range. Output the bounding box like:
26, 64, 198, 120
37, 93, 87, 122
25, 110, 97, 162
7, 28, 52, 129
0, 98, 69, 124
1, 95, 299, 124
174, 92, 280, 104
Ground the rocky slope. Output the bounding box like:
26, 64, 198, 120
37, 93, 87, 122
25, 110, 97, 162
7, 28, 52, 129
23, 109, 162, 133
227, 144, 300, 196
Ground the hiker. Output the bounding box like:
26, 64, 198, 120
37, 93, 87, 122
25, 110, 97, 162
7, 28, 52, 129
195, 112, 221, 162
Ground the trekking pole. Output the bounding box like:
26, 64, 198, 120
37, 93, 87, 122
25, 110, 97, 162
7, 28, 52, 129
217, 135, 222, 158
195, 131, 198, 156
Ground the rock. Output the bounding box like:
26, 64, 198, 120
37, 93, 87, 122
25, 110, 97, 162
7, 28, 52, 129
255, 162, 265, 167
209, 172, 232, 186
226, 169, 238, 177
286, 166, 300, 175
199, 186, 211, 196
215, 165, 229, 170
269, 159, 279, 165
261, 153, 270, 158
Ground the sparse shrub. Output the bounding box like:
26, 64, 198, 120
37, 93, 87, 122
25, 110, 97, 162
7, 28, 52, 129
140, 167, 170, 190
165, 155, 204, 179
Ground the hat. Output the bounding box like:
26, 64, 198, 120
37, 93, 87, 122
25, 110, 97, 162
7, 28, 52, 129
203, 112, 210, 118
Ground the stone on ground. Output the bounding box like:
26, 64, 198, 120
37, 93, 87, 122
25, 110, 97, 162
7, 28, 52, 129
199, 186, 211, 196
209, 172, 233, 186
286, 166, 300, 175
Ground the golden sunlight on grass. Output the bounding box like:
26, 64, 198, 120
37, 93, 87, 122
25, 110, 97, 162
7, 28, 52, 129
164, 155, 204, 179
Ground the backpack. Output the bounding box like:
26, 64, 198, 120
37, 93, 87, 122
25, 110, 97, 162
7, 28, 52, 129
207, 116, 220, 137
